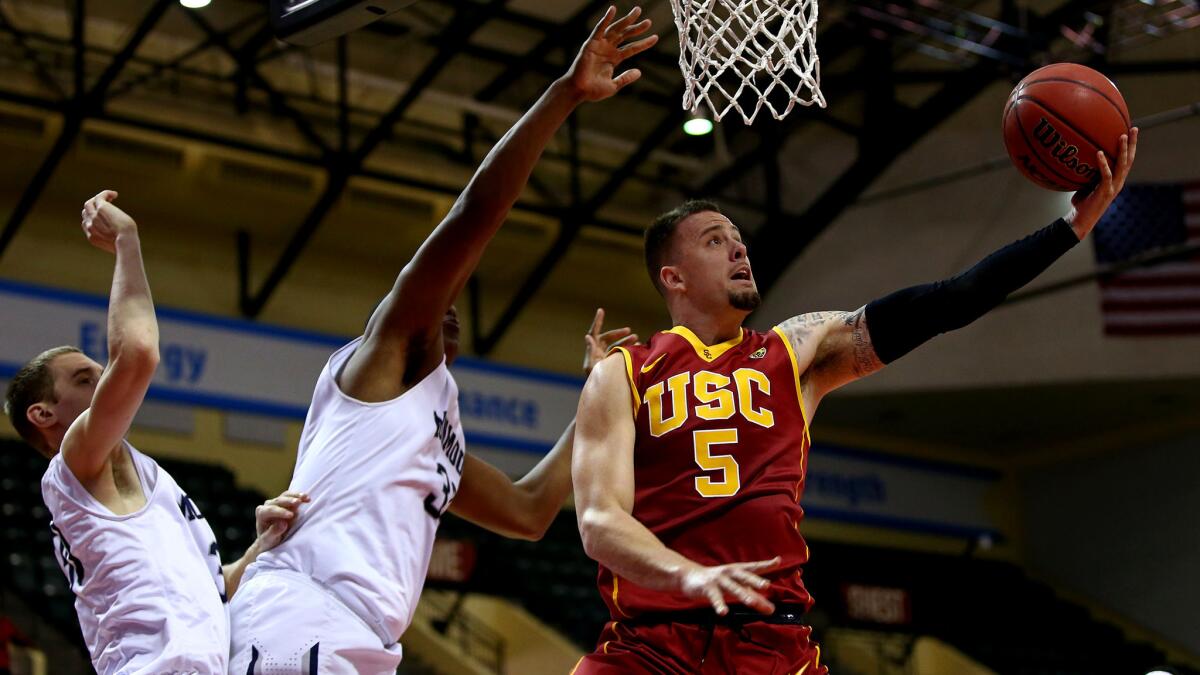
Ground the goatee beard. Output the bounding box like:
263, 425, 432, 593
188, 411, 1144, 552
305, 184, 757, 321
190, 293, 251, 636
729, 289, 762, 311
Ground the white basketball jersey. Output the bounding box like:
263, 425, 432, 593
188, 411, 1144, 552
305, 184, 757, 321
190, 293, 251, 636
41, 444, 228, 675
249, 338, 465, 646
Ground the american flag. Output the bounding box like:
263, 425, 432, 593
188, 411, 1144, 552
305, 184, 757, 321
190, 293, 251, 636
1092, 181, 1200, 336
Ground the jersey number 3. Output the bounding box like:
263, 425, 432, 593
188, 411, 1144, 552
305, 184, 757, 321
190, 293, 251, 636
693, 429, 741, 498
424, 464, 455, 519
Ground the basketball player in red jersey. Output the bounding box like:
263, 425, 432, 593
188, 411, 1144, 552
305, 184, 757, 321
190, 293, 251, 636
572, 129, 1138, 673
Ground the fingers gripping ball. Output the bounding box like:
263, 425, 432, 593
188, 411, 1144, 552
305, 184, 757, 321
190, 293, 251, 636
1003, 63, 1131, 192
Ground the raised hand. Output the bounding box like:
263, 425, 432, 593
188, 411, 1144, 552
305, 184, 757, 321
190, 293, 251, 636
583, 307, 638, 376
1067, 127, 1138, 239
565, 6, 658, 103
81, 190, 136, 254
678, 556, 781, 616
253, 490, 310, 552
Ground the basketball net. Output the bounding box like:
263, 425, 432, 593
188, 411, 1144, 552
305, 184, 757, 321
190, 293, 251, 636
670, 0, 826, 124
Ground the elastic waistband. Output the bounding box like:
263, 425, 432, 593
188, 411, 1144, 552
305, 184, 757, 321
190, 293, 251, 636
625, 603, 810, 627
247, 567, 395, 646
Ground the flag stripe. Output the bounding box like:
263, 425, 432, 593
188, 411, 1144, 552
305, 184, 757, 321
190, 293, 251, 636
1102, 299, 1200, 312
1103, 311, 1200, 326
1100, 287, 1200, 302
1104, 323, 1200, 336
1100, 274, 1200, 289
1094, 181, 1200, 336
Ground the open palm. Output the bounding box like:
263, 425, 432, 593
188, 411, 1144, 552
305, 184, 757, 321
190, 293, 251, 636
566, 6, 658, 103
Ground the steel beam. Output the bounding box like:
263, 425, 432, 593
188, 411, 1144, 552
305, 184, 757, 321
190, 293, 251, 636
0, 87, 647, 237
84, 0, 173, 109
0, 0, 171, 260
444, 0, 685, 85
0, 4, 66, 98
72, 0, 85, 98
240, 0, 509, 318
337, 35, 349, 152
183, 12, 332, 155
475, 108, 685, 354
0, 117, 80, 257
474, 0, 608, 103
108, 13, 264, 100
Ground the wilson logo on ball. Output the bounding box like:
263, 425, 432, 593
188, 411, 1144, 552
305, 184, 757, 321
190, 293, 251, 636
1031, 118, 1099, 181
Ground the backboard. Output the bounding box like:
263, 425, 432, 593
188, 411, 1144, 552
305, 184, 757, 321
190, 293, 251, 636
270, 0, 420, 46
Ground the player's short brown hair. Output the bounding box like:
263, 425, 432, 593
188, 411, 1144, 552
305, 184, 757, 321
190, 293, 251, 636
4, 346, 81, 454
645, 200, 722, 295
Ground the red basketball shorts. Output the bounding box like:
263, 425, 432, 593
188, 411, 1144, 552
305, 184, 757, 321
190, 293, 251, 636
571, 619, 827, 675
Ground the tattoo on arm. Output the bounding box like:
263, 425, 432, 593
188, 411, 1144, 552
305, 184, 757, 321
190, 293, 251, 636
779, 309, 883, 394
843, 307, 882, 378
778, 311, 837, 345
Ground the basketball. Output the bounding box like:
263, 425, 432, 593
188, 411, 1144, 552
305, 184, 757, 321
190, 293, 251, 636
1002, 63, 1131, 192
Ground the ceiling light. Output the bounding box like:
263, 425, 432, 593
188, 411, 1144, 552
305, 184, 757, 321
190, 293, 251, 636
180, 0, 211, 8
683, 110, 713, 136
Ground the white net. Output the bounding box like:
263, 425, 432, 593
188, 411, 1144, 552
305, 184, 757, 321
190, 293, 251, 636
670, 0, 826, 125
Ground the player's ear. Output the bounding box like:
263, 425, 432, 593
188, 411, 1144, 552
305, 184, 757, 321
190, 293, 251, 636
26, 402, 56, 430
660, 265, 685, 293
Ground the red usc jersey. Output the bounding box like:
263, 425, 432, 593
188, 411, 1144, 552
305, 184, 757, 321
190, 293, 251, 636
600, 325, 814, 620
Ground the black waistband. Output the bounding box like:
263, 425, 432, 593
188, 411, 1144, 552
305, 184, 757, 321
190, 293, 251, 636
624, 604, 809, 627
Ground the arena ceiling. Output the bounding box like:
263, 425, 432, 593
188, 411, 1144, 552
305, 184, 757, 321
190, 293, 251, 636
0, 0, 1195, 359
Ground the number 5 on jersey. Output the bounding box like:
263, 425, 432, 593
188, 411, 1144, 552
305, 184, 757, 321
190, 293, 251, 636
693, 429, 740, 498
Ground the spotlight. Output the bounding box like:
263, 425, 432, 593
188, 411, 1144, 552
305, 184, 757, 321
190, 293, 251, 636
683, 110, 713, 136
179, 0, 211, 8
1146, 669, 1176, 675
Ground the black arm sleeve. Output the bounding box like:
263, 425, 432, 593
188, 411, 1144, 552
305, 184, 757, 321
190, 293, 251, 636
864, 218, 1080, 364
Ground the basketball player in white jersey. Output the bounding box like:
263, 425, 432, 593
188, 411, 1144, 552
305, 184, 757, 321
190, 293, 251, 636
227, 7, 657, 673
3, 191, 308, 674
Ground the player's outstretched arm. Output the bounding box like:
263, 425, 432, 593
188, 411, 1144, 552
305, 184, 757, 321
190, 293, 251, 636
221, 490, 310, 598
574, 355, 780, 616
340, 7, 657, 401
449, 309, 636, 540
787, 130, 1138, 414
60, 192, 159, 484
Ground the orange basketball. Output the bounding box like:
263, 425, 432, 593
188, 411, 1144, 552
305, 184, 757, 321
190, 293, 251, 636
1002, 63, 1131, 192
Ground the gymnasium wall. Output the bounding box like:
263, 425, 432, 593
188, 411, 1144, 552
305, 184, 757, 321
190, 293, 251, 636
1018, 430, 1200, 657
755, 64, 1200, 394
